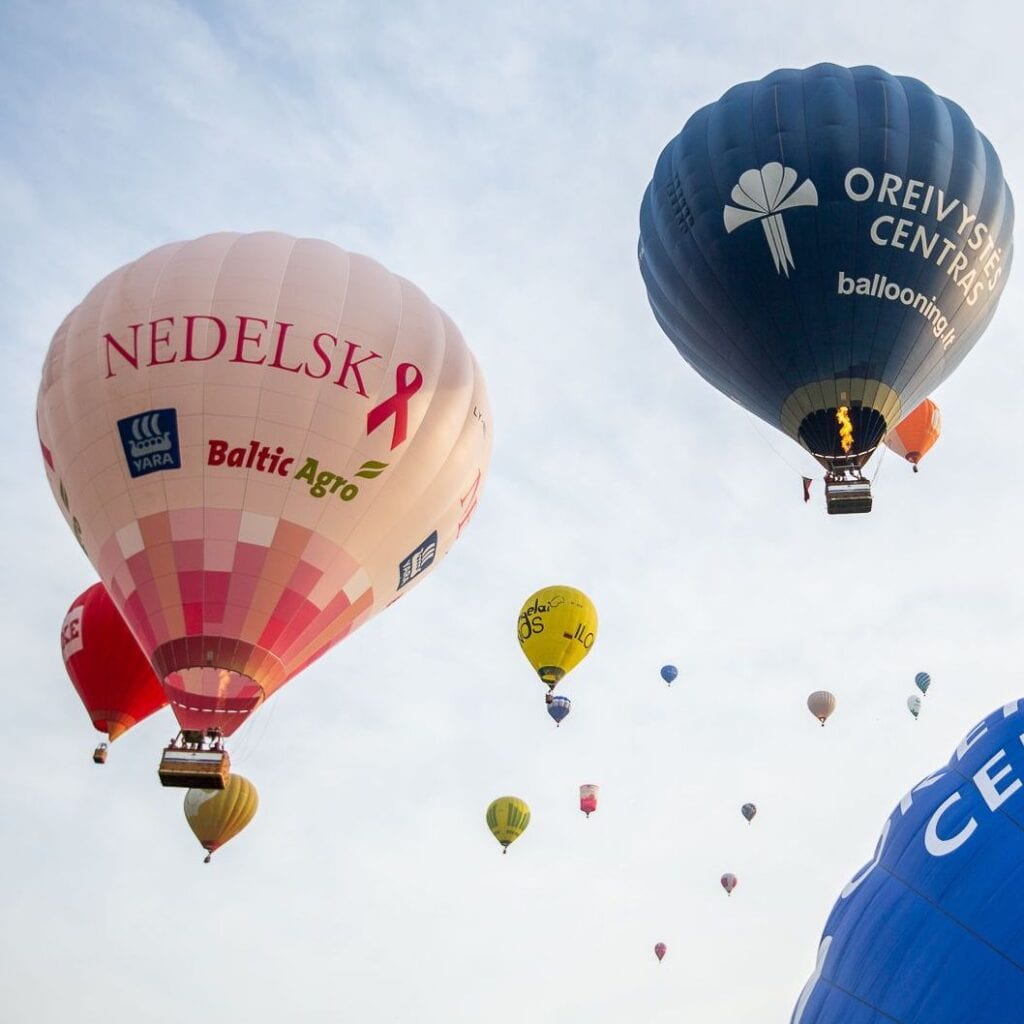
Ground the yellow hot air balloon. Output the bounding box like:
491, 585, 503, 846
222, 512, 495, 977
517, 586, 597, 699
184, 774, 259, 863
486, 796, 530, 854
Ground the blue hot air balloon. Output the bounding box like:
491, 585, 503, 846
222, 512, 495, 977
791, 699, 1024, 1023
639, 65, 1014, 514
547, 694, 571, 726
916, 671, 932, 695
660, 665, 678, 685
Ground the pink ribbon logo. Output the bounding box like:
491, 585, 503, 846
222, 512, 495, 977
366, 362, 423, 450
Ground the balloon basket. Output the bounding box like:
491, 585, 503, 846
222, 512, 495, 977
158, 731, 231, 789
824, 475, 872, 515
92, 743, 108, 765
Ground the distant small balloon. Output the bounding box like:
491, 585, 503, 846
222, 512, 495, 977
660, 664, 678, 685
547, 694, 572, 726
907, 695, 922, 720
915, 671, 932, 695
184, 774, 258, 864
741, 803, 757, 823
579, 784, 600, 818
721, 873, 738, 896
486, 796, 530, 854
654, 942, 667, 962
807, 691, 837, 726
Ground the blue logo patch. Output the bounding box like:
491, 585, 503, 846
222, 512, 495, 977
117, 408, 181, 478
398, 531, 438, 589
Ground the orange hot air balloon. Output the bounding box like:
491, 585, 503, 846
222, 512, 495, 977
61, 583, 167, 762
37, 233, 492, 769
884, 399, 941, 472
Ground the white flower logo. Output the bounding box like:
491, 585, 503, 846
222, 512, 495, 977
723, 162, 818, 276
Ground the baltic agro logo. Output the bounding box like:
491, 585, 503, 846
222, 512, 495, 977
723, 162, 818, 276
117, 408, 181, 477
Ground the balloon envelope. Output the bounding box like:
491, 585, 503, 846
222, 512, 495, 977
742, 802, 757, 823
660, 664, 678, 684
654, 942, 667, 962
721, 873, 738, 895
916, 671, 932, 695
38, 233, 492, 737
907, 695, 923, 719
791, 700, 1024, 1023
486, 796, 530, 852
184, 773, 258, 862
517, 586, 597, 690
61, 582, 167, 741
884, 399, 942, 468
579, 784, 599, 817
547, 694, 572, 725
639, 64, 1013, 471
808, 691, 837, 725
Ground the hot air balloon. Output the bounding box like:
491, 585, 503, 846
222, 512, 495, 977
517, 587, 597, 702
579, 784, 599, 818
808, 691, 837, 726
916, 671, 932, 695
908, 695, 923, 720
654, 942, 667, 962
884, 399, 942, 472
660, 664, 678, 685
742, 802, 757, 823
639, 64, 1014, 516
486, 796, 530, 854
721, 873, 738, 896
184, 773, 258, 863
547, 694, 572, 726
790, 699, 1024, 1024
37, 232, 492, 786
61, 582, 168, 763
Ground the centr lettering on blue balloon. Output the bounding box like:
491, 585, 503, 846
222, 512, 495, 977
856, 700, 1024, 876
843, 167, 1005, 304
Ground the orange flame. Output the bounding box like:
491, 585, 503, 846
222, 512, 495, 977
836, 406, 854, 454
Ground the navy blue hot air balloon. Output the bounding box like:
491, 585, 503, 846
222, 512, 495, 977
660, 664, 678, 685
547, 694, 571, 726
639, 64, 1013, 512
791, 699, 1024, 1023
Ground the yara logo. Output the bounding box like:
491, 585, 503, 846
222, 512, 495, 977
117, 408, 181, 478
723, 162, 818, 276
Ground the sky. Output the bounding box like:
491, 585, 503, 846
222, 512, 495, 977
2, 2, 1023, 1021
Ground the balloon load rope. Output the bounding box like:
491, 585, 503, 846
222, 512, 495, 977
742, 410, 815, 479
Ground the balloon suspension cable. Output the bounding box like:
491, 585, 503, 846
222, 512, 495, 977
869, 442, 889, 485
743, 410, 816, 479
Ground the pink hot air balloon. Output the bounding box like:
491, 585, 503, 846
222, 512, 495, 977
579, 783, 599, 818
37, 233, 492, 783
721, 872, 738, 896
654, 942, 667, 962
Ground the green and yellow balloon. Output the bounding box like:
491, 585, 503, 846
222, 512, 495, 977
486, 796, 530, 854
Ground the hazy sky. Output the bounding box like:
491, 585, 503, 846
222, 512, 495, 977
2, 3, 1023, 1022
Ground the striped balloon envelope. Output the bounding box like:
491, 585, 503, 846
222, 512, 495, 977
38, 233, 491, 738
486, 796, 530, 853
791, 700, 1024, 1023
884, 399, 942, 471
640, 64, 1013, 476
61, 581, 167, 746
184, 773, 259, 863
